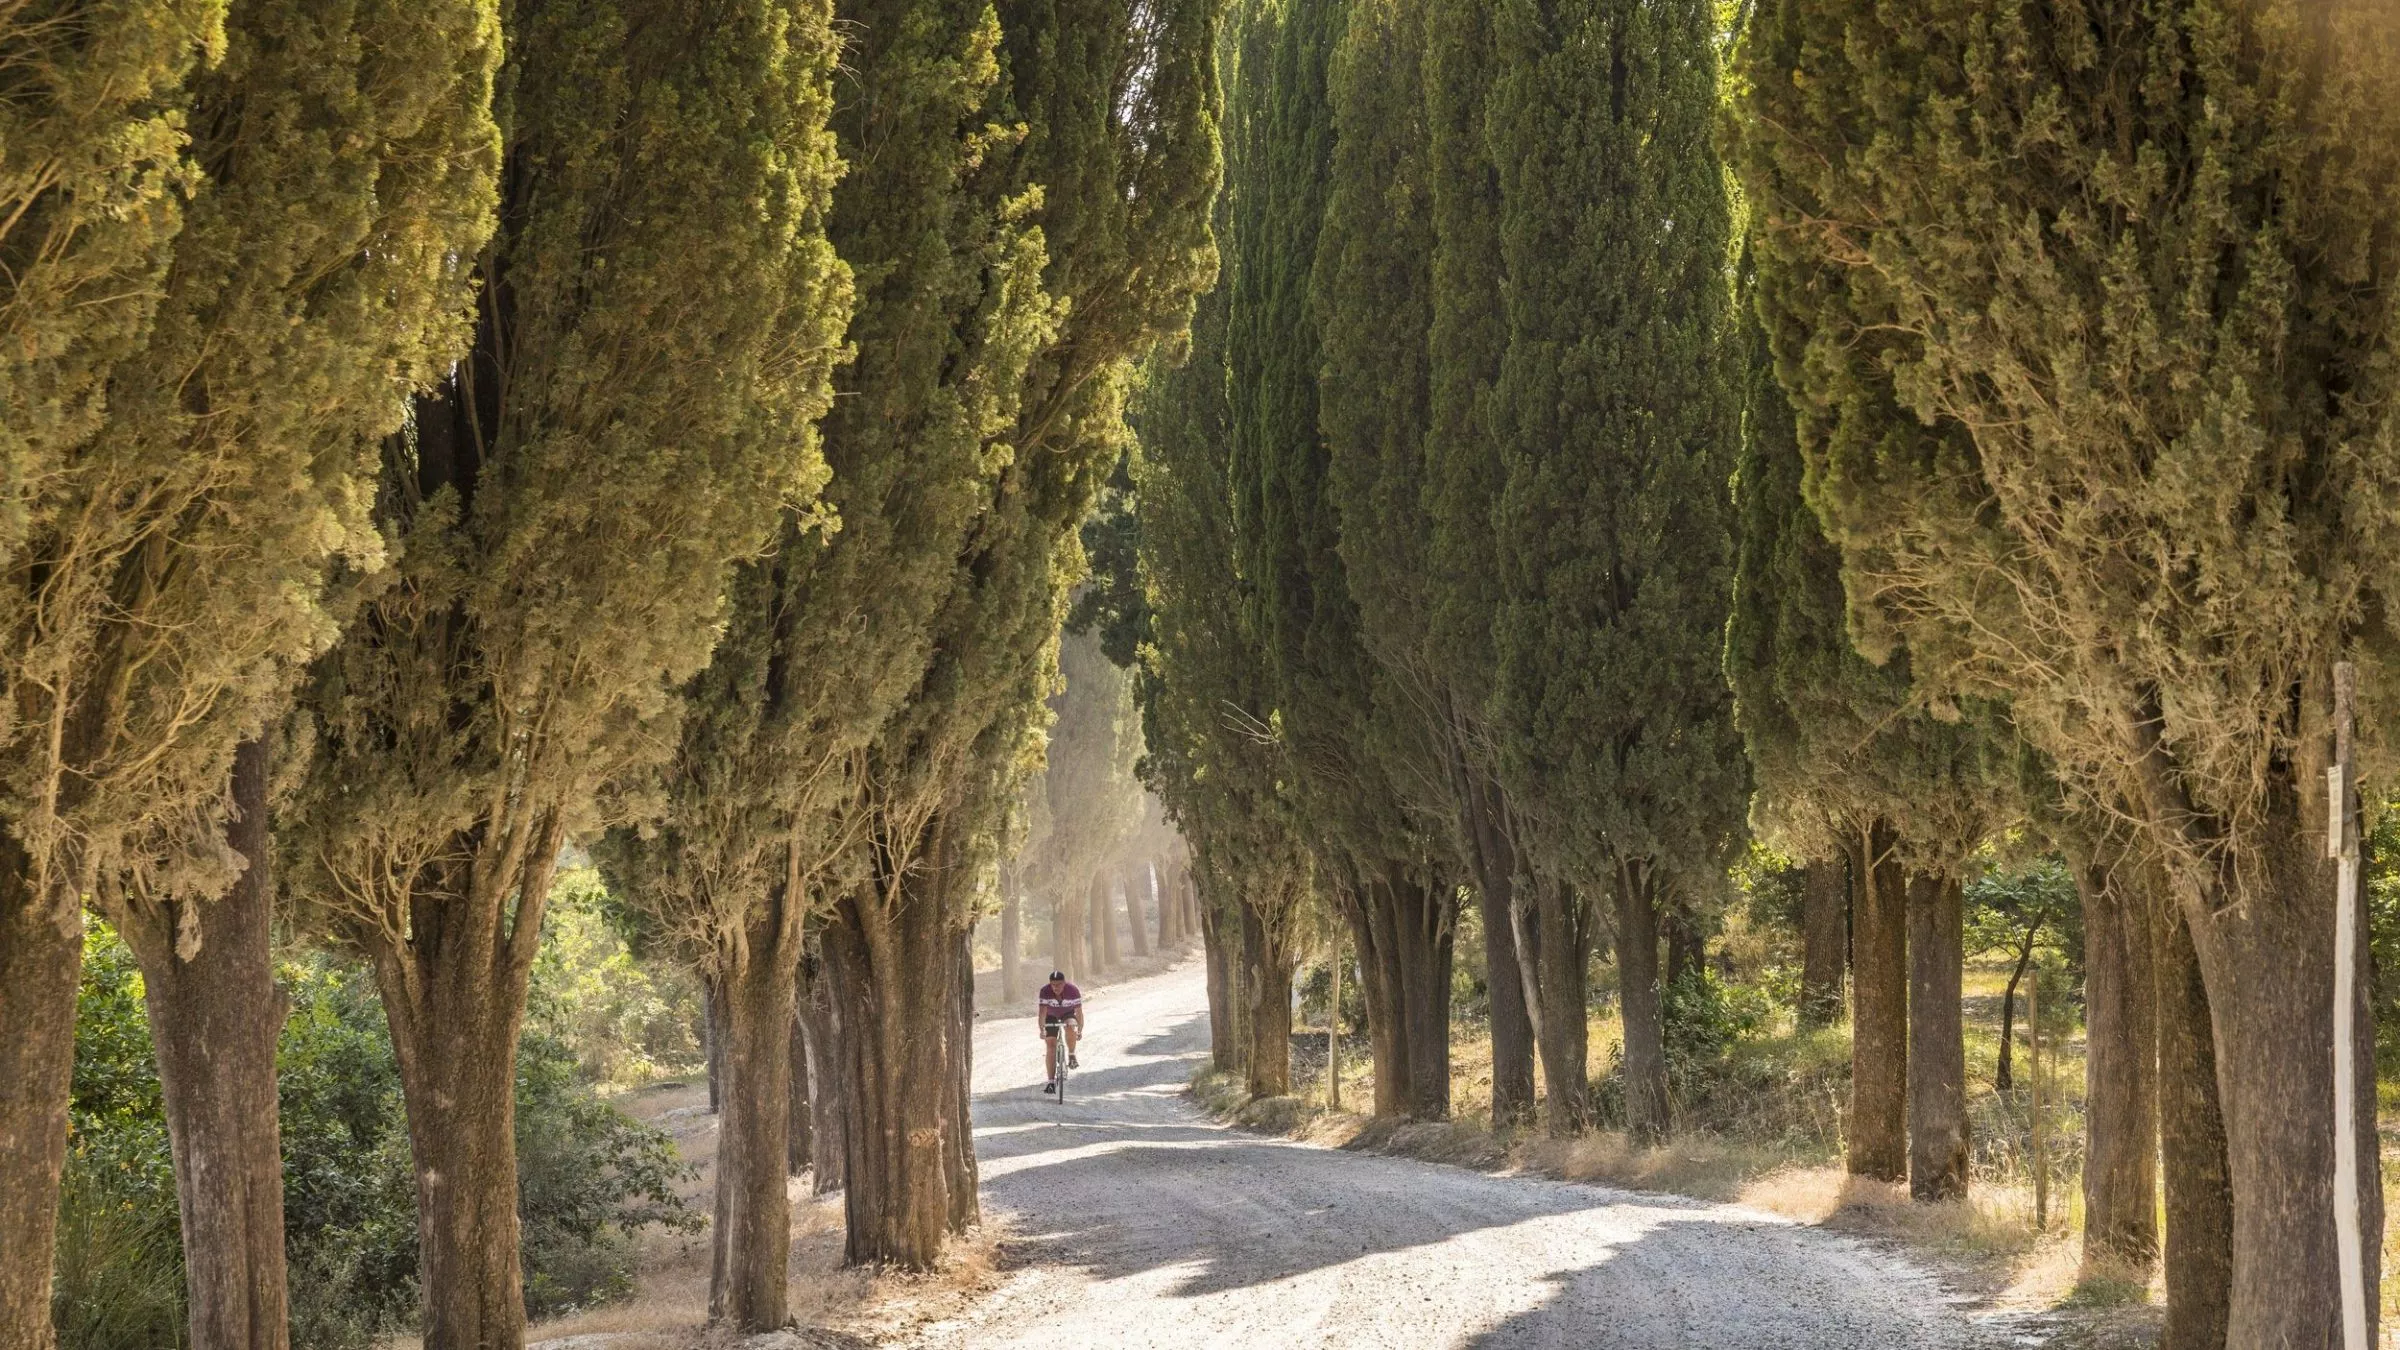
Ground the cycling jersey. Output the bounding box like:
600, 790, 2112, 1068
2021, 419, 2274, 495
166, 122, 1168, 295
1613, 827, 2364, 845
1038, 980, 1084, 1023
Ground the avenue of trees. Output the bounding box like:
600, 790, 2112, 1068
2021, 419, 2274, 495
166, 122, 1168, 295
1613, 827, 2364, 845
9, 0, 2400, 1347
1115, 0, 2400, 1346
3, 0, 1221, 1345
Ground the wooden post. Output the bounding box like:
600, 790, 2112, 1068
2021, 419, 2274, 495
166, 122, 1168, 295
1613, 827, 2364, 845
1327, 941, 1343, 1111
2332, 662, 2368, 1350
2030, 964, 2046, 1230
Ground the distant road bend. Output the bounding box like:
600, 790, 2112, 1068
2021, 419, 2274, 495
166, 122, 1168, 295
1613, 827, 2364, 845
932, 960, 2012, 1350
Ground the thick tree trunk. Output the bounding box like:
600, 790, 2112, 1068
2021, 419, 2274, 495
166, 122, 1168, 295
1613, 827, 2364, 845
0, 836, 84, 1350
1346, 889, 1409, 1115
1905, 872, 1967, 1202
1000, 888, 1022, 1003
1241, 900, 1293, 1098
1531, 875, 1593, 1136
2078, 854, 2158, 1267
117, 739, 292, 1350
945, 926, 979, 1236
2133, 731, 2377, 1345
799, 967, 846, 1195
1799, 858, 1848, 1029
822, 876, 961, 1269
1124, 866, 1150, 958
1614, 862, 1668, 1144
1202, 890, 1241, 1073
2154, 889, 2231, 1349
1392, 872, 1455, 1120
706, 885, 804, 1331
1463, 783, 1537, 1127
1849, 819, 1908, 1181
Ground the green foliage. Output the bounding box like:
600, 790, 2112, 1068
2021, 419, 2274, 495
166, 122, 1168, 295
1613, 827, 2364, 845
52, 922, 698, 1348
526, 870, 702, 1092
1964, 856, 2082, 978
4, 0, 499, 901
1731, 0, 2400, 887
1483, 0, 1747, 896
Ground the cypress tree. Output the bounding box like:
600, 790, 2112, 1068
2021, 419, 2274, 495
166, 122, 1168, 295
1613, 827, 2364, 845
284, 0, 848, 1341
1735, 0, 2400, 1334
1484, 0, 1747, 1142
795, 0, 1221, 1268
1723, 238, 2012, 1192
0, 2, 499, 1340
1420, 0, 1539, 1126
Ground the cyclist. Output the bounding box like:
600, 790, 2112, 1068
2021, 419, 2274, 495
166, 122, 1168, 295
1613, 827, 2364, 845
1037, 969, 1084, 1093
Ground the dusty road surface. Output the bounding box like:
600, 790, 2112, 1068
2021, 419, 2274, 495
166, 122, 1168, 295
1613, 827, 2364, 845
926, 959, 2019, 1350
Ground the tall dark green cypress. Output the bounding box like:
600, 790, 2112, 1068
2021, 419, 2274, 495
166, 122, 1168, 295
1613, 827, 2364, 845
1484, 0, 1746, 1142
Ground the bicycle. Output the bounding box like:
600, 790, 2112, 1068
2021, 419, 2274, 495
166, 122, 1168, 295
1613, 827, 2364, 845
1044, 1018, 1073, 1102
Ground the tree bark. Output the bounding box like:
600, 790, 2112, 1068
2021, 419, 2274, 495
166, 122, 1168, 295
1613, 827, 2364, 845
1153, 861, 1173, 948
1345, 887, 1409, 1116
0, 834, 85, 1350
799, 962, 846, 1195
2078, 853, 2158, 1267
1661, 900, 1700, 994
1614, 862, 1668, 1144
705, 881, 805, 1331
1241, 898, 1293, 1098
822, 872, 962, 1269
1202, 887, 1241, 1073
2154, 886, 2230, 1350
1530, 874, 1593, 1136
1392, 872, 1455, 1121
1995, 922, 2038, 1092
372, 856, 559, 1350
1000, 887, 1022, 1003
1848, 818, 1908, 1182
1462, 780, 1537, 1128
2131, 722, 2377, 1345
1124, 865, 1150, 959
1799, 857, 1848, 1029
788, 1005, 813, 1176
116, 739, 292, 1350
1905, 872, 1967, 1202
702, 972, 723, 1114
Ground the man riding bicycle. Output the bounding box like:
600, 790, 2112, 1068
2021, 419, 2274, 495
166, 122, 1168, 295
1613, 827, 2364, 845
1037, 970, 1083, 1094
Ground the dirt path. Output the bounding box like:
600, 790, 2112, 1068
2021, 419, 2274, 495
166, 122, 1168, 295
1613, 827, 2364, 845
925, 958, 2025, 1350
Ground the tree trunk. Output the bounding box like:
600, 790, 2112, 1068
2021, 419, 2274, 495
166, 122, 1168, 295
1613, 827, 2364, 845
1530, 874, 1593, 1136
1661, 900, 1699, 993
799, 965, 846, 1195
945, 925, 979, 1236
1202, 888, 1241, 1073
117, 739, 292, 1350
1000, 888, 1022, 1003
1346, 888, 1409, 1116
1241, 899, 1293, 1098
706, 884, 804, 1331
1799, 857, 1847, 1029
1614, 862, 1667, 1144
2154, 887, 2231, 1349
1996, 923, 2038, 1092
2134, 736, 2377, 1345
821, 875, 961, 1269
702, 972, 723, 1114
1905, 872, 1967, 1202
1462, 764, 1539, 1126
788, 1005, 813, 1175
1124, 865, 1150, 959
0, 835, 86, 1350
2078, 853, 2158, 1267
1392, 872, 1455, 1120
1849, 818, 1908, 1182
1153, 861, 1173, 949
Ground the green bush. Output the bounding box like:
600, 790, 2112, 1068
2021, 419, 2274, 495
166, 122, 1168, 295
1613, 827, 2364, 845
55, 922, 697, 1348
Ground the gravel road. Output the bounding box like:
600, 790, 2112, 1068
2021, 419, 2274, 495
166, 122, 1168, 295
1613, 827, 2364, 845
926, 958, 2020, 1350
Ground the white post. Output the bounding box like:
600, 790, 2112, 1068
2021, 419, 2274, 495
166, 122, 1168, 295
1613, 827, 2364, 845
2331, 662, 2367, 1350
